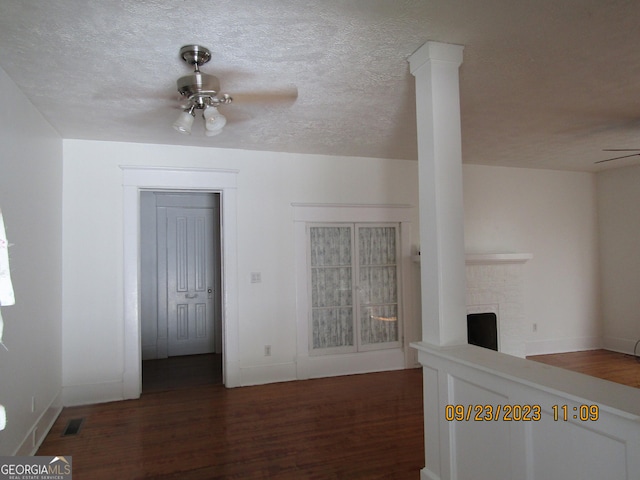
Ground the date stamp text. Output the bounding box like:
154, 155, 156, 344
445, 404, 599, 422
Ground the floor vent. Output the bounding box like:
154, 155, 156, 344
62, 418, 84, 437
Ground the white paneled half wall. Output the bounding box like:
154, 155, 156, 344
413, 342, 640, 480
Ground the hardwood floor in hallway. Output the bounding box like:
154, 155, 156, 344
142, 353, 223, 393
37, 369, 424, 479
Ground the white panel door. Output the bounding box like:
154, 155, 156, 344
166, 207, 216, 356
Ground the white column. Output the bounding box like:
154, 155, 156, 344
409, 42, 467, 346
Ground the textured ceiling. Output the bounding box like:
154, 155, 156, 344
1, 0, 640, 172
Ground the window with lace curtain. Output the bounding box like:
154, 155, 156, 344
308, 223, 401, 355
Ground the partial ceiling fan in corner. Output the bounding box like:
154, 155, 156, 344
595, 149, 640, 164
172, 44, 298, 136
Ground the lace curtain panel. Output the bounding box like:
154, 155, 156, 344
309, 225, 399, 352
310, 226, 354, 349
358, 226, 398, 346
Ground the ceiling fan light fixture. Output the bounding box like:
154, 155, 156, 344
203, 105, 227, 134
204, 126, 224, 137
173, 107, 196, 135
172, 45, 296, 137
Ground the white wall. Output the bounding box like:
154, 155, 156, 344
463, 164, 600, 355
0, 67, 63, 454
597, 165, 640, 354
61, 139, 420, 404
60, 143, 605, 405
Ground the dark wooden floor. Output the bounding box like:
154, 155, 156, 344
142, 353, 223, 393
37, 349, 639, 479
38, 367, 425, 479
528, 349, 640, 389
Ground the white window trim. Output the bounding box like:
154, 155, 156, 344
293, 203, 415, 380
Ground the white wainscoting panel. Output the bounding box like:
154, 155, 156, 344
450, 377, 510, 480
530, 413, 628, 479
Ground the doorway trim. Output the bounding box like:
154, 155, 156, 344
122, 166, 240, 399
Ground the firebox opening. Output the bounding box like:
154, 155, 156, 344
467, 312, 498, 351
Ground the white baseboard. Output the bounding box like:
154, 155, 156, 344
297, 348, 406, 380
14, 389, 63, 456
60, 350, 410, 404
603, 336, 640, 356
62, 380, 124, 407
525, 336, 601, 356
239, 361, 297, 386
239, 350, 407, 386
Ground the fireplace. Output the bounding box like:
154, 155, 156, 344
465, 253, 532, 357
467, 312, 498, 351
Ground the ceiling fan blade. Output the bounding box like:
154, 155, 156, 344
595, 152, 640, 164
217, 107, 252, 125
230, 85, 298, 105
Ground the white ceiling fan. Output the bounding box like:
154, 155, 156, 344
172, 45, 298, 136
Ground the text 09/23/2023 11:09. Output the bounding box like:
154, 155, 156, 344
444, 404, 600, 422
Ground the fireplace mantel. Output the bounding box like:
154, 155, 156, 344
465, 253, 533, 265
412, 252, 533, 265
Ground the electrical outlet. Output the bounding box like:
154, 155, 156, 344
251, 272, 262, 283
264, 345, 271, 356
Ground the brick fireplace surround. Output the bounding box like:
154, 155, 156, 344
465, 253, 532, 358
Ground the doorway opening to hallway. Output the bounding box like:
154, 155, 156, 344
140, 191, 223, 393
